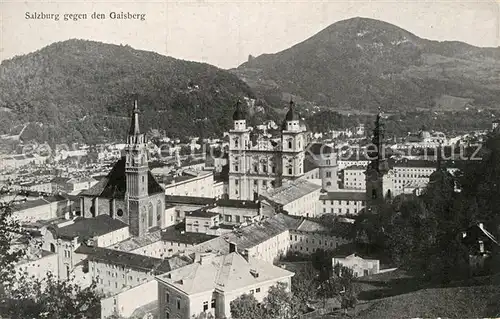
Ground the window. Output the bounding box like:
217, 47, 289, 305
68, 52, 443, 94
117, 209, 124, 217
326, 160, 331, 165
272, 166, 276, 173
326, 171, 331, 178
203, 301, 209, 311
211, 299, 216, 308
254, 164, 258, 173
177, 298, 181, 310
250, 289, 254, 294
288, 140, 292, 149
254, 180, 258, 186
288, 168, 292, 175
166, 293, 170, 303
165, 313, 170, 319
256, 288, 261, 293
262, 164, 267, 173
234, 165, 239, 172
235, 215, 241, 223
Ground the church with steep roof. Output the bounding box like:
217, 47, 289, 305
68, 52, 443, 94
79, 98, 166, 237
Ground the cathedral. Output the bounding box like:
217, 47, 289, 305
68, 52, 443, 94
227, 99, 339, 200
80, 98, 165, 237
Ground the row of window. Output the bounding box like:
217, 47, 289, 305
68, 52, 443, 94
289, 235, 340, 248
323, 207, 358, 215
321, 200, 365, 206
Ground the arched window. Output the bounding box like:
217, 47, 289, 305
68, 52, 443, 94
148, 203, 154, 228
156, 201, 162, 225
371, 189, 377, 199
387, 189, 392, 199
288, 139, 293, 149
50, 243, 56, 253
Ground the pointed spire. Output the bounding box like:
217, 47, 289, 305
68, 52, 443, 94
436, 142, 443, 170
128, 95, 140, 136
285, 97, 299, 121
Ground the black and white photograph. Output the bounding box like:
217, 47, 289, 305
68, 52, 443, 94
0, 0, 499, 318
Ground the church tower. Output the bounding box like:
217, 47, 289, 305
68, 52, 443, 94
228, 100, 252, 200
365, 108, 393, 211
125, 96, 150, 236
280, 99, 306, 180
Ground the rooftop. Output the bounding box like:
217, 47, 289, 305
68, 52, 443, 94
260, 179, 321, 206
161, 222, 218, 245
185, 209, 220, 219
79, 157, 164, 198
52, 215, 128, 242
155, 252, 293, 295
320, 191, 367, 201
111, 229, 162, 252
75, 245, 191, 274
186, 213, 302, 255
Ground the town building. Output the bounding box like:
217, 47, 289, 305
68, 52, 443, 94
260, 179, 322, 218
155, 250, 294, 319
332, 253, 380, 277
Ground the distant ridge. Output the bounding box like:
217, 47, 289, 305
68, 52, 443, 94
233, 17, 500, 112
0, 39, 271, 144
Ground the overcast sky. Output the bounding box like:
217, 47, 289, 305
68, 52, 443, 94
1, 0, 499, 69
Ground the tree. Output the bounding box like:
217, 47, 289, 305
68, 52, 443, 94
291, 263, 317, 311
0, 194, 102, 318
230, 294, 263, 319
263, 282, 300, 319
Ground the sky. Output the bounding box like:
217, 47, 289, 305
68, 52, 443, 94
1, 0, 499, 69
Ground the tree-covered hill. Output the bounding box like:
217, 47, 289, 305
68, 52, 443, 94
234, 17, 500, 112
0, 39, 271, 144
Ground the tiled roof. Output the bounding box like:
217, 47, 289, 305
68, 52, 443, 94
186, 209, 219, 219
79, 157, 164, 198
187, 213, 302, 255
319, 191, 366, 201
54, 215, 128, 241
164, 195, 215, 206
155, 252, 293, 295
260, 179, 321, 206
10, 194, 69, 212
111, 229, 162, 252
161, 222, 218, 245
303, 157, 319, 173
75, 245, 191, 274
216, 199, 260, 209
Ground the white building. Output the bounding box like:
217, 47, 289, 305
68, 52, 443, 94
155, 250, 294, 319
260, 179, 321, 218
332, 253, 380, 277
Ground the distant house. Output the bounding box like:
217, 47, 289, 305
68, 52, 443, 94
332, 253, 380, 277
461, 222, 500, 273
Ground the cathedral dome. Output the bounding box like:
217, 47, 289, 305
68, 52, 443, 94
232, 100, 246, 121
285, 104, 300, 121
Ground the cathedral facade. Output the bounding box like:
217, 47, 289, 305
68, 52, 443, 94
227, 100, 338, 200
80, 98, 165, 237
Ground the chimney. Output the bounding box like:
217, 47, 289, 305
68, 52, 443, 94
229, 242, 237, 253
242, 249, 250, 262
199, 253, 215, 265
